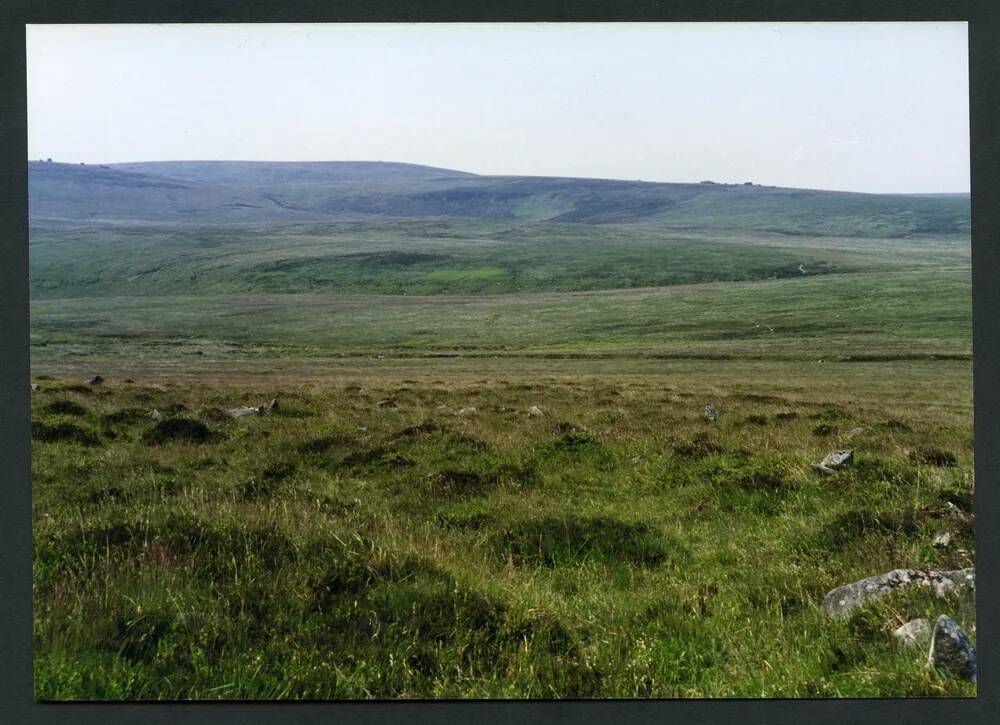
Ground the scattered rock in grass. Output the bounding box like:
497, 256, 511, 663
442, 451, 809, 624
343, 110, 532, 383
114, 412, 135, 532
527, 405, 544, 417
928, 615, 976, 682
894, 618, 931, 647
226, 406, 260, 418
435, 404, 455, 415
947, 502, 973, 526
813, 449, 853, 475
704, 403, 719, 422
457, 406, 478, 417
822, 568, 975, 618
933, 532, 953, 548
812, 424, 837, 437
30, 383, 39, 392
377, 399, 398, 409
908, 446, 957, 467
150, 408, 163, 422
88, 375, 104, 385
264, 398, 279, 413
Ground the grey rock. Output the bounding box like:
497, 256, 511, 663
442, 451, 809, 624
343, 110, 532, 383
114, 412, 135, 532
264, 398, 279, 413
457, 406, 478, 417
150, 408, 163, 422
813, 449, 853, 475
88, 375, 104, 385
225, 406, 260, 418
893, 618, 931, 647
704, 403, 719, 422
527, 405, 543, 417
928, 615, 976, 682
933, 532, 953, 548
822, 568, 975, 618
30, 383, 39, 391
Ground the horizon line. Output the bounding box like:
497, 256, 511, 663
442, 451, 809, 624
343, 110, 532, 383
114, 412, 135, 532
27, 157, 972, 197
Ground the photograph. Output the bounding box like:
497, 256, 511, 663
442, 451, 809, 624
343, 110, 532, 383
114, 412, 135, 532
26, 21, 975, 699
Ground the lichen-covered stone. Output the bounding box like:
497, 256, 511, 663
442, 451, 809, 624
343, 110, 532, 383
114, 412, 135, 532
822, 568, 975, 618
928, 615, 976, 682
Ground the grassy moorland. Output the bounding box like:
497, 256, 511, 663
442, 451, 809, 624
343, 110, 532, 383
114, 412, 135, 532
29, 161, 974, 699
31, 359, 974, 699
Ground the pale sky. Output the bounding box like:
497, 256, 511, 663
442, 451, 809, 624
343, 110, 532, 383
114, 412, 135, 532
26, 22, 969, 193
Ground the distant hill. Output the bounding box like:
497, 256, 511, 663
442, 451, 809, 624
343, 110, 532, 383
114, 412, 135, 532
28, 160, 970, 238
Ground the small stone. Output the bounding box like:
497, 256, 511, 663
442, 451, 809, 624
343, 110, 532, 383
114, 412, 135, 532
30, 383, 39, 391
88, 375, 104, 385
150, 408, 163, 422
225, 406, 260, 418
527, 405, 543, 417
893, 618, 931, 647
933, 532, 952, 548
813, 449, 853, 475
376, 399, 398, 409
928, 615, 976, 682
457, 406, 478, 416
704, 403, 719, 422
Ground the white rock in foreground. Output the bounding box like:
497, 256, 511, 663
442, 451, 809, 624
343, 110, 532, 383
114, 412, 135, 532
813, 449, 853, 475
893, 618, 931, 647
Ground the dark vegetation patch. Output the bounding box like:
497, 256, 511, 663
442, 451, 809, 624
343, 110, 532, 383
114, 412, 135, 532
298, 432, 354, 455
814, 509, 918, 552
493, 515, 676, 567
197, 407, 231, 422
812, 424, 837, 437
107, 610, 176, 663
908, 447, 957, 467
775, 411, 799, 421
31, 420, 101, 447
731, 393, 787, 404
40, 513, 296, 582
437, 511, 497, 530
242, 462, 297, 500
342, 447, 413, 470
880, 419, 912, 432
43, 399, 89, 416
54, 384, 93, 395
542, 432, 602, 454
552, 421, 584, 435
390, 420, 440, 440
673, 432, 725, 459
742, 414, 769, 426
100, 407, 149, 426
142, 418, 214, 445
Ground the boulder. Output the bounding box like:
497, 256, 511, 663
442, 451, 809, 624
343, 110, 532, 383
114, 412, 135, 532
822, 568, 975, 618
927, 615, 976, 682
893, 618, 931, 647
527, 405, 543, 417
88, 375, 104, 385
813, 449, 853, 475
704, 403, 719, 422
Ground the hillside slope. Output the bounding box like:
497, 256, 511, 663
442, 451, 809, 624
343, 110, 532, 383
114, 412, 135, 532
28, 160, 971, 237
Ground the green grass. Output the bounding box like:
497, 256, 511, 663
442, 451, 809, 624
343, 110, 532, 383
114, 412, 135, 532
30, 361, 974, 699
